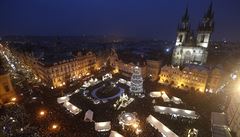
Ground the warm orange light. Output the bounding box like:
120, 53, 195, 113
52, 124, 58, 129
11, 97, 17, 102
51, 124, 59, 130
39, 110, 46, 117
113, 67, 119, 74
132, 123, 139, 129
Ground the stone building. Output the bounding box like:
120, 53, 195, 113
0, 60, 16, 104
172, 3, 214, 66
8, 45, 105, 88
226, 92, 240, 137
159, 65, 222, 93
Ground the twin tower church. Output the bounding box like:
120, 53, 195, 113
172, 3, 214, 66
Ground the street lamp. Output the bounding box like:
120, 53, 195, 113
39, 110, 46, 117
52, 124, 58, 129
50, 123, 60, 132
11, 97, 17, 102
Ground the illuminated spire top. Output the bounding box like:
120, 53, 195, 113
182, 7, 189, 23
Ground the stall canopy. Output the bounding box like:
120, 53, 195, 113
146, 115, 179, 137
118, 78, 127, 84
171, 96, 183, 104
149, 91, 162, 98
154, 106, 199, 119
63, 101, 81, 115
211, 112, 232, 137
84, 110, 94, 122
57, 96, 70, 104
109, 131, 124, 137
161, 92, 170, 102
95, 121, 111, 132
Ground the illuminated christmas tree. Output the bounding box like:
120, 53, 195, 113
130, 66, 143, 95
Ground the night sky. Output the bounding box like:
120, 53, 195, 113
0, 0, 240, 41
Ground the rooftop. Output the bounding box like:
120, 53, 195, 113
117, 51, 146, 66
38, 52, 76, 67
0, 59, 7, 75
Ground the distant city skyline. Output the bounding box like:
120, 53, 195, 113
0, 0, 240, 41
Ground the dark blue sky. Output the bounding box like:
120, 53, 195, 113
0, 0, 240, 41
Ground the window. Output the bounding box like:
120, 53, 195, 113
179, 35, 183, 42
200, 35, 205, 43
4, 84, 10, 92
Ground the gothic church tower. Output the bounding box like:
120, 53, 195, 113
172, 3, 214, 66
196, 3, 214, 48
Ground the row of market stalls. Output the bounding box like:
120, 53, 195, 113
82, 73, 113, 88
149, 91, 183, 104
154, 106, 199, 119
146, 115, 179, 137
56, 73, 125, 136
55, 73, 190, 136
211, 112, 232, 137
83, 109, 125, 137
57, 95, 82, 115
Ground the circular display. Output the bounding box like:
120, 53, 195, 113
91, 86, 125, 101
118, 112, 138, 126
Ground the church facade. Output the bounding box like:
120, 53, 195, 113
172, 4, 214, 66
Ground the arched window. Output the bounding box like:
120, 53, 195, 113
179, 35, 183, 42
200, 35, 205, 43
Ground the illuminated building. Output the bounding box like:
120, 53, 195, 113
9, 47, 101, 88
0, 61, 16, 104
109, 49, 161, 81
159, 65, 222, 93
226, 92, 240, 137
172, 4, 214, 66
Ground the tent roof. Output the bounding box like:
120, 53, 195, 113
63, 101, 81, 115
146, 115, 179, 137
150, 92, 162, 98
109, 131, 124, 137
95, 121, 111, 132
154, 106, 198, 119
211, 112, 228, 127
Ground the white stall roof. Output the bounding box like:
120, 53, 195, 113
161, 92, 170, 102
95, 121, 111, 132
63, 101, 81, 115
150, 92, 162, 98
109, 131, 124, 137
84, 110, 94, 122
154, 106, 198, 119
57, 96, 70, 104
146, 115, 179, 137
211, 112, 232, 137
171, 96, 183, 104
119, 78, 127, 84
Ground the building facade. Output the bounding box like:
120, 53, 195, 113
8, 45, 106, 88
109, 49, 161, 81
0, 66, 16, 104
226, 93, 240, 137
172, 4, 214, 66
159, 65, 222, 93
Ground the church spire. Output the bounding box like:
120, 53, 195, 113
198, 2, 214, 32
178, 6, 190, 31
205, 2, 214, 19
182, 7, 189, 23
